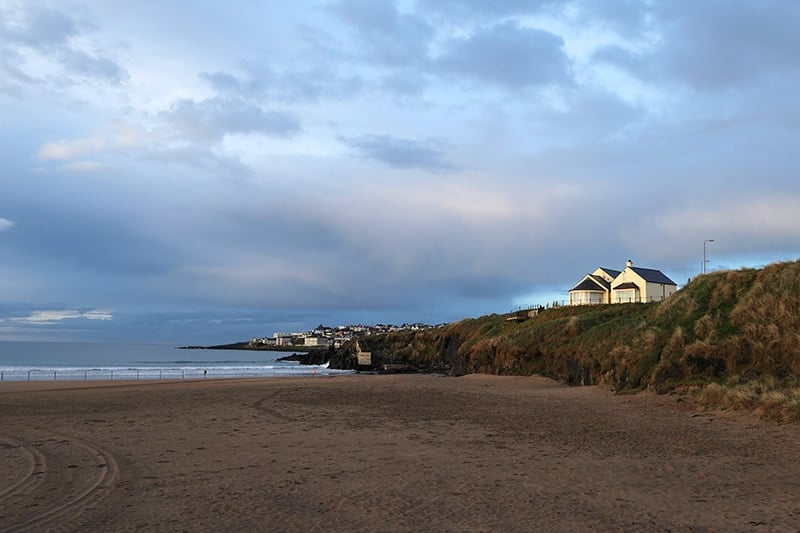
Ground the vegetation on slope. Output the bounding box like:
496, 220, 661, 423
331, 259, 800, 421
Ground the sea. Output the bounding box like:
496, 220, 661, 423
0, 341, 353, 382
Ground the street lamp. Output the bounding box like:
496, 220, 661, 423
703, 239, 715, 274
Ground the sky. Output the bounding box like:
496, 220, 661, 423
1, 0, 799, 344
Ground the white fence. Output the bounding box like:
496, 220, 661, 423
0, 366, 339, 382
2, 368, 213, 382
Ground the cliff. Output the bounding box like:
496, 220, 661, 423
331, 260, 800, 418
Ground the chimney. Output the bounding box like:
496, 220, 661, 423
626, 259, 633, 268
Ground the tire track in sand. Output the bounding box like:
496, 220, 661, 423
253, 391, 294, 421
0, 435, 47, 506
0, 434, 119, 533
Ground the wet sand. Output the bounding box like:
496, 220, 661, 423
1, 374, 799, 531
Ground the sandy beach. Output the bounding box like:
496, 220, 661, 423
1, 374, 799, 531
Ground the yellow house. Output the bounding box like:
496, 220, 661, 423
570, 260, 677, 305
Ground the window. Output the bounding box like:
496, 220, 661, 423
614, 289, 638, 303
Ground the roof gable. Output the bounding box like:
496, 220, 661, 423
570, 275, 608, 292
590, 275, 611, 290
629, 266, 676, 285
598, 267, 621, 279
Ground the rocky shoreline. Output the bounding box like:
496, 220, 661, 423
178, 341, 337, 367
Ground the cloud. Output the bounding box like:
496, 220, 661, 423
571, 0, 653, 37
593, 1, 800, 91
659, 1, 800, 89
200, 71, 244, 94
0, 4, 127, 88
199, 67, 362, 103
35, 122, 149, 168
623, 194, 800, 262
60, 160, 107, 173
34, 117, 258, 177
83, 310, 113, 320
418, 0, 552, 19
1, 6, 78, 48
435, 21, 571, 89
145, 144, 254, 178
37, 137, 108, 160
0, 218, 13, 231
0, 46, 38, 95
329, 0, 433, 65
339, 134, 452, 171
7, 309, 112, 325
60, 48, 128, 84
162, 97, 301, 143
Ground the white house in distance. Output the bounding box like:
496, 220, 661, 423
568, 267, 622, 305
569, 260, 677, 305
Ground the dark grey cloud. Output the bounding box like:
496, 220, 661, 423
145, 143, 255, 179
526, 88, 642, 144
60, 48, 128, 84
571, 0, 651, 36
162, 97, 301, 143
200, 71, 244, 94
594, 0, 800, 90
199, 67, 362, 102
658, 0, 800, 89
3, 200, 176, 278
417, 0, 553, 19
0, 6, 77, 48
340, 134, 452, 171
417, 0, 649, 38
0, 4, 128, 86
435, 22, 571, 89
0, 47, 36, 96
328, 0, 433, 66
175, 199, 349, 258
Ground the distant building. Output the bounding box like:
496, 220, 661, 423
569, 260, 677, 305
304, 337, 330, 347
249, 337, 276, 346
273, 333, 294, 346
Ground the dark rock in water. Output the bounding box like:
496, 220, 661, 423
276, 353, 304, 362
276, 350, 330, 365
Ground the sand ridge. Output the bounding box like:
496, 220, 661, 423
1, 374, 799, 531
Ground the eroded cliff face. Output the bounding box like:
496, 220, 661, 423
329, 260, 800, 394
329, 311, 625, 385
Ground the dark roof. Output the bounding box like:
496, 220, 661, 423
630, 266, 676, 285
598, 267, 621, 279
614, 282, 639, 290
570, 272, 616, 292
570, 276, 608, 292
590, 275, 611, 290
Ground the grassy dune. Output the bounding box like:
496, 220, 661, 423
335, 259, 800, 421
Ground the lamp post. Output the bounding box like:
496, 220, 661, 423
703, 239, 715, 274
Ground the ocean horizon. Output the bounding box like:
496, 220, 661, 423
0, 341, 352, 381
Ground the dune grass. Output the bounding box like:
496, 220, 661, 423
696, 378, 800, 423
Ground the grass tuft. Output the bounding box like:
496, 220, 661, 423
696, 379, 800, 423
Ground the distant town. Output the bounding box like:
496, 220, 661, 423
247, 323, 439, 349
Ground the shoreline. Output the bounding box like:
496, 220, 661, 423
0, 374, 355, 393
